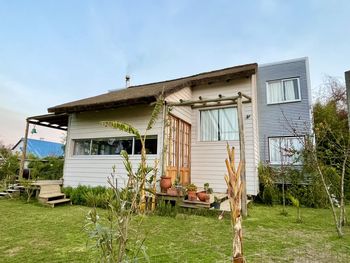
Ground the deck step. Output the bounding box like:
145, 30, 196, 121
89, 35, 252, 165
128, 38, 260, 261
181, 200, 211, 209
0, 192, 9, 197
6, 189, 20, 193
46, 198, 71, 207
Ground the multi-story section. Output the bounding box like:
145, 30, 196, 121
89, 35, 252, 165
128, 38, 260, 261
257, 57, 312, 166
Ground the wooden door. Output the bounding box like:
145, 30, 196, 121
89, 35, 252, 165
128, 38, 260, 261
166, 115, 191, 185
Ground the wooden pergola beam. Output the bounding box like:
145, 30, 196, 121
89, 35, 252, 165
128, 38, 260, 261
27, 121, 67, 131
167, 92, 251, 107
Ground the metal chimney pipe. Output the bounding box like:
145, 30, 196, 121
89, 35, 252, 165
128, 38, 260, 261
125, 75, 131, 88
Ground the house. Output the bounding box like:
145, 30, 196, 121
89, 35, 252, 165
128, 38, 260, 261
257, 57, 312, 166
12, 138, 64, 158
23, 58, 312, 195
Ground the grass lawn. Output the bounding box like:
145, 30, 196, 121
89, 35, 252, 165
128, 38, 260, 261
0, 199, 349, 262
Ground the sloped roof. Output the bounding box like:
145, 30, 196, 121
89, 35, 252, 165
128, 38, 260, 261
12, 138, 64, 158
48, 63, 257, 114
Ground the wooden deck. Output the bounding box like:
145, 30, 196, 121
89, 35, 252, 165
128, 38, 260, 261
156, 192, 228, 209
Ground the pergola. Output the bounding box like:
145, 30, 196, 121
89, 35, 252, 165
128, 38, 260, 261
167, 91, 252, 215
18, 113, 69, 179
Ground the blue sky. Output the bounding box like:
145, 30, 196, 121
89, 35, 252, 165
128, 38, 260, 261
0, 0, 349, 145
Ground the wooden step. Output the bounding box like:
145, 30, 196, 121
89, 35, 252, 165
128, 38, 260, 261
46, 198, 71, 208
181, 200, 211, 209
39, 193, 65, 200
6, 189, 20, 193
0, 192, 9, 197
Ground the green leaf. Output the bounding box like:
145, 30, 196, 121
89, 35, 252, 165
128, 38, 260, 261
101, 121, 141, 139
146, 96, 164, 131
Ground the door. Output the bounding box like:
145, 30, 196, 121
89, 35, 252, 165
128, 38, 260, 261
166, 115, 191, 185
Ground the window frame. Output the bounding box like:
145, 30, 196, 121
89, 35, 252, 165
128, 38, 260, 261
268, 136, 304, 165
266, 77, 301, 105
199, 106, 239, 142
72, 135, 158, 157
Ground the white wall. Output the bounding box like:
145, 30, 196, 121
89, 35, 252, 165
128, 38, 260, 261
190, 78, 259, 195
63, 105, 163, 188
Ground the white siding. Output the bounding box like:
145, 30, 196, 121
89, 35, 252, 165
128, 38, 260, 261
190, 78, 259, 195
64, 105, 163, 188
165, 87, 192, 123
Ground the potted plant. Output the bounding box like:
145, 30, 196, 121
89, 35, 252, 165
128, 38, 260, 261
197, 183, 213, 202
212, 196, 220, 209
167, 178, 181, 196
186, 183, 197, 201
160, 175, 172, 193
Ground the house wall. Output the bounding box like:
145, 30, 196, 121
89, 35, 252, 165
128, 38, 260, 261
257, 58, 312, 163
190, 77, 259, 195
166, 86, 192, 124
63, 105, 163, 188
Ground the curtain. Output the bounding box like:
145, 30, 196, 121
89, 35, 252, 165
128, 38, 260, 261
269, 137, 304, 164
269, 138, 282, 163
220, 108, 238, 140
200, 109, 219, 141
268, 81, 283, 103
283, 79, 297, 101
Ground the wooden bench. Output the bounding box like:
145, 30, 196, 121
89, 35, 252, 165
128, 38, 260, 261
38, 184, 71, 207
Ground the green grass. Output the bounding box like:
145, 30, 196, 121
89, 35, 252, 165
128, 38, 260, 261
0, 199, 349, 262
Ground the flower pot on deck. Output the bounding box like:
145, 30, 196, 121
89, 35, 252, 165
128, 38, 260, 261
187, 190, 197, 201
197, 191, 209, 202
160, 176, 172, 193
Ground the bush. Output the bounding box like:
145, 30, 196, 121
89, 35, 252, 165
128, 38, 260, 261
28, 156, 64, 180
256, 163, 331, 208
63, 185, 111, 208
0, 148, 19, 181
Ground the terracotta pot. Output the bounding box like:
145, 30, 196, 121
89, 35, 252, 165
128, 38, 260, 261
197, 191, 209, 202
160, 176, 172, 193
187, 191, 197, 201
167, 188, 178, 196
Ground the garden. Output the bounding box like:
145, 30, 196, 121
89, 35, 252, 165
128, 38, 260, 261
0, 199, 349, 263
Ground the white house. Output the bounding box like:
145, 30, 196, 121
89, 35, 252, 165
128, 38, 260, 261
25, 63, 260, 195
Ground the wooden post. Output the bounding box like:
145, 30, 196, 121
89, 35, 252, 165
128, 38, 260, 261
237, 92, 247, 217
19, 120, 29, 179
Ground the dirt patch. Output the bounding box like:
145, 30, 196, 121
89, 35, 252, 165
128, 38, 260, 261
6, 246, 23, 257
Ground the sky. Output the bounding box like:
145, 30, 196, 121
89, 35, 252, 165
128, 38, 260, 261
0, 0, 349, 146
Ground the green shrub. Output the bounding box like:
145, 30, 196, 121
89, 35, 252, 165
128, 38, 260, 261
28, 156, 63, 180
63, 185, 111, 208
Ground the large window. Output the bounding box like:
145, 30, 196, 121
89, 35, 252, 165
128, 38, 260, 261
200, 107, 239, 141
73, 136, 157, 156
267, 78, 300, 104
269, 136, 304, 164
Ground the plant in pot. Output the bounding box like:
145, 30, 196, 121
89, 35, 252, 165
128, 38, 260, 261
186, 183, 197, 201
197, 182, 213, 202
160, 175, 172, 193
212, 196, 220, 209
167, 178, 181, 196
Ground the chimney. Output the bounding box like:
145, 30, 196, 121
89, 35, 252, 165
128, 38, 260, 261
125, 75, 131, 88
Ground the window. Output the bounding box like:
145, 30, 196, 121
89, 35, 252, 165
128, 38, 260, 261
267, 78, 300, 104
134, 135, 158, 154
269, 136, 304, 164
91, 137, 133, 155
73, 139, 91, 155
73, 136, 157, 156
200, 107, 239, 141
